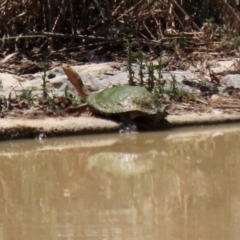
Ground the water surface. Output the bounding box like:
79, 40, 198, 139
0, 124, 240, 240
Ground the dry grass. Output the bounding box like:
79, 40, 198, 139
0, 0, 240, 54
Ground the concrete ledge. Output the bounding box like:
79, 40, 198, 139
1, 113, 240, 141
0, 117, 119, 141
165, 113, 240, 127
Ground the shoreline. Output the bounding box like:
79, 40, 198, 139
1, 113, 240, 141
1, 59, 240, 141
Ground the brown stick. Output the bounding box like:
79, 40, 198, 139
33, 31, 122, 42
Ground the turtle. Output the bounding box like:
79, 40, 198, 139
62, 64, 168, 131
87, 152, 155, 176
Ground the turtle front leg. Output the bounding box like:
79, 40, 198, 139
119, 115, 138, 133
65, 103, 90, 116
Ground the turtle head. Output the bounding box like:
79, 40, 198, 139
150, 104, 169, 127
157, 104, 169, 118
62, 64, 89, 101
138, 104, 168, 129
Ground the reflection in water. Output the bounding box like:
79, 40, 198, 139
88, 152, 156, 175
0, 125, 240, 239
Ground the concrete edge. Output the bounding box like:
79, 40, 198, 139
0, 117, 119, 141
1, 113, 240, 141
165, 113, 240, 127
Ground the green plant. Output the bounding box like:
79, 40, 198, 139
125, 40, 135, 86
178, 33, 188, 49
155, 55, 165, 96
136, 51, 146, 86
15, 82, 36, 105
135, 53, 165, 97
146, 61, 155, 92
64, 85, 82, 106
0, 95, 5, 107
70, 96, 82, 106
126, 45, 195, 102
41, 65, 49, 99
19, 88, 34, 101
164, 74, 189, 101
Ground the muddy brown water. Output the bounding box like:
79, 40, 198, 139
0, 124, 240, 240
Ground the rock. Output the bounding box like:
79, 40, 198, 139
99, 72, 129, 87
162, 70, 197, 82
0, 59, 238, 101
80, 73, 100, 91
211, 59, 236, 73
0, 73, 24, 94
71, 63, 116, 79
220, 74, 240, 88
50, 75, 67, 88
217, 86, 225, 94
47, 67, 64, 78
210, 94, 221, 102
0, 79, 4, 92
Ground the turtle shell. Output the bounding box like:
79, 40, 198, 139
88, 152, 154, 176
86, 86, 159, 115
